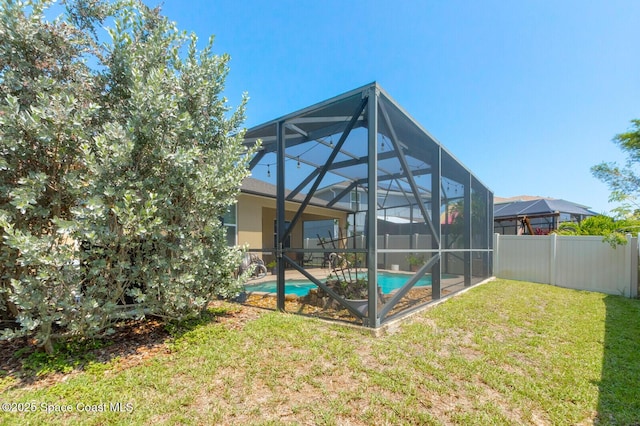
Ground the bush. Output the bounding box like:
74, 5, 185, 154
555, 215, 640, 246
0, 0, 254, 352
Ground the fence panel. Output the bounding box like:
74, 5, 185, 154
377, 234, 433, 271
494, 233, 639, 297
494, 235, 552, 284
555, 236, 630, 295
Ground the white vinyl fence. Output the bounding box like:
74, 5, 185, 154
494, 233, 639, 298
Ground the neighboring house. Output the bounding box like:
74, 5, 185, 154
494, 195, 597, 235
223, 177, 349, 265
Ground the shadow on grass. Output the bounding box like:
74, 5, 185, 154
0, 306, 235, 391
164, 306, 232, 338
598, 295, 640, 424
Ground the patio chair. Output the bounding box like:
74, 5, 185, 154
296, 252, 313, 267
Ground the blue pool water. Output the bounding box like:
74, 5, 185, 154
245, 272, 437, 297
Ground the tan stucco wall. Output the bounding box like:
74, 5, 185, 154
236, 193, 347, 262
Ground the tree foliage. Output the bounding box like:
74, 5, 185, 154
591, 119, 640, 219
0, 0, 254, 352
554, 215, 640, 247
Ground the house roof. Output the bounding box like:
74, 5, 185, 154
494, 198, 597, 220
494, 195, 555, 204
377, 215, 413, 224
240, 177, 349, 211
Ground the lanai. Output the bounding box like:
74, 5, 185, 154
242, 82, 493, 328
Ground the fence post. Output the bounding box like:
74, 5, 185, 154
493, 233, 500, 277
549, 233, 557, 286
623, 234, 630, 297
631, 234, 639, 298
384, 234, 389, 269
624, 233, 634, 298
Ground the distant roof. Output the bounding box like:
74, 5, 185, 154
494, 198, 597, 219
377, 215, 413, 224
494, 195, 555, 204
240, 177, 349, 211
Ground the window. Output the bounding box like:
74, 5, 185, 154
351, 190, 360, 211
222, 205, 237, 246
303, 219, 337, 244
559, 213, 575, 223
274, 220, 291, 249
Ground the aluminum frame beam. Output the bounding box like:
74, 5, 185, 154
287, 169, 320, 201
366, 86, 379, 327
248, 150, 266, 171
276, 120, 286, 311
431, 146, 442, 300
282, 254, 365, 319
379, 100, 440, 247
378, 254, 441, 320
281, 96, 369, 243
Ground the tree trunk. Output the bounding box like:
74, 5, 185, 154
40, 322, 55, 354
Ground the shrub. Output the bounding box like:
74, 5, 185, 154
555, 215, 640, 247
0, 0, 255, 352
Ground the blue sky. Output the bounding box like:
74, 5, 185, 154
151, 0, 639, 214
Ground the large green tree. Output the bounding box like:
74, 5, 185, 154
592, 119, 640, 218
0, 0, 254, 352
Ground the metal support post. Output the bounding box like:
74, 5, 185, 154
366, 86, 378, 328
276, 121, 286, 311
431, 146, 441, 299
464, 173, 471, 286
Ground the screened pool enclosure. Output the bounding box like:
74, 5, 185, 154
241, 82, 493, 328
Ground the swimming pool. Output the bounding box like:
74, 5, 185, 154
244, 272, 437, 297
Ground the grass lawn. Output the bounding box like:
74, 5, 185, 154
1, 279, 639, 425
